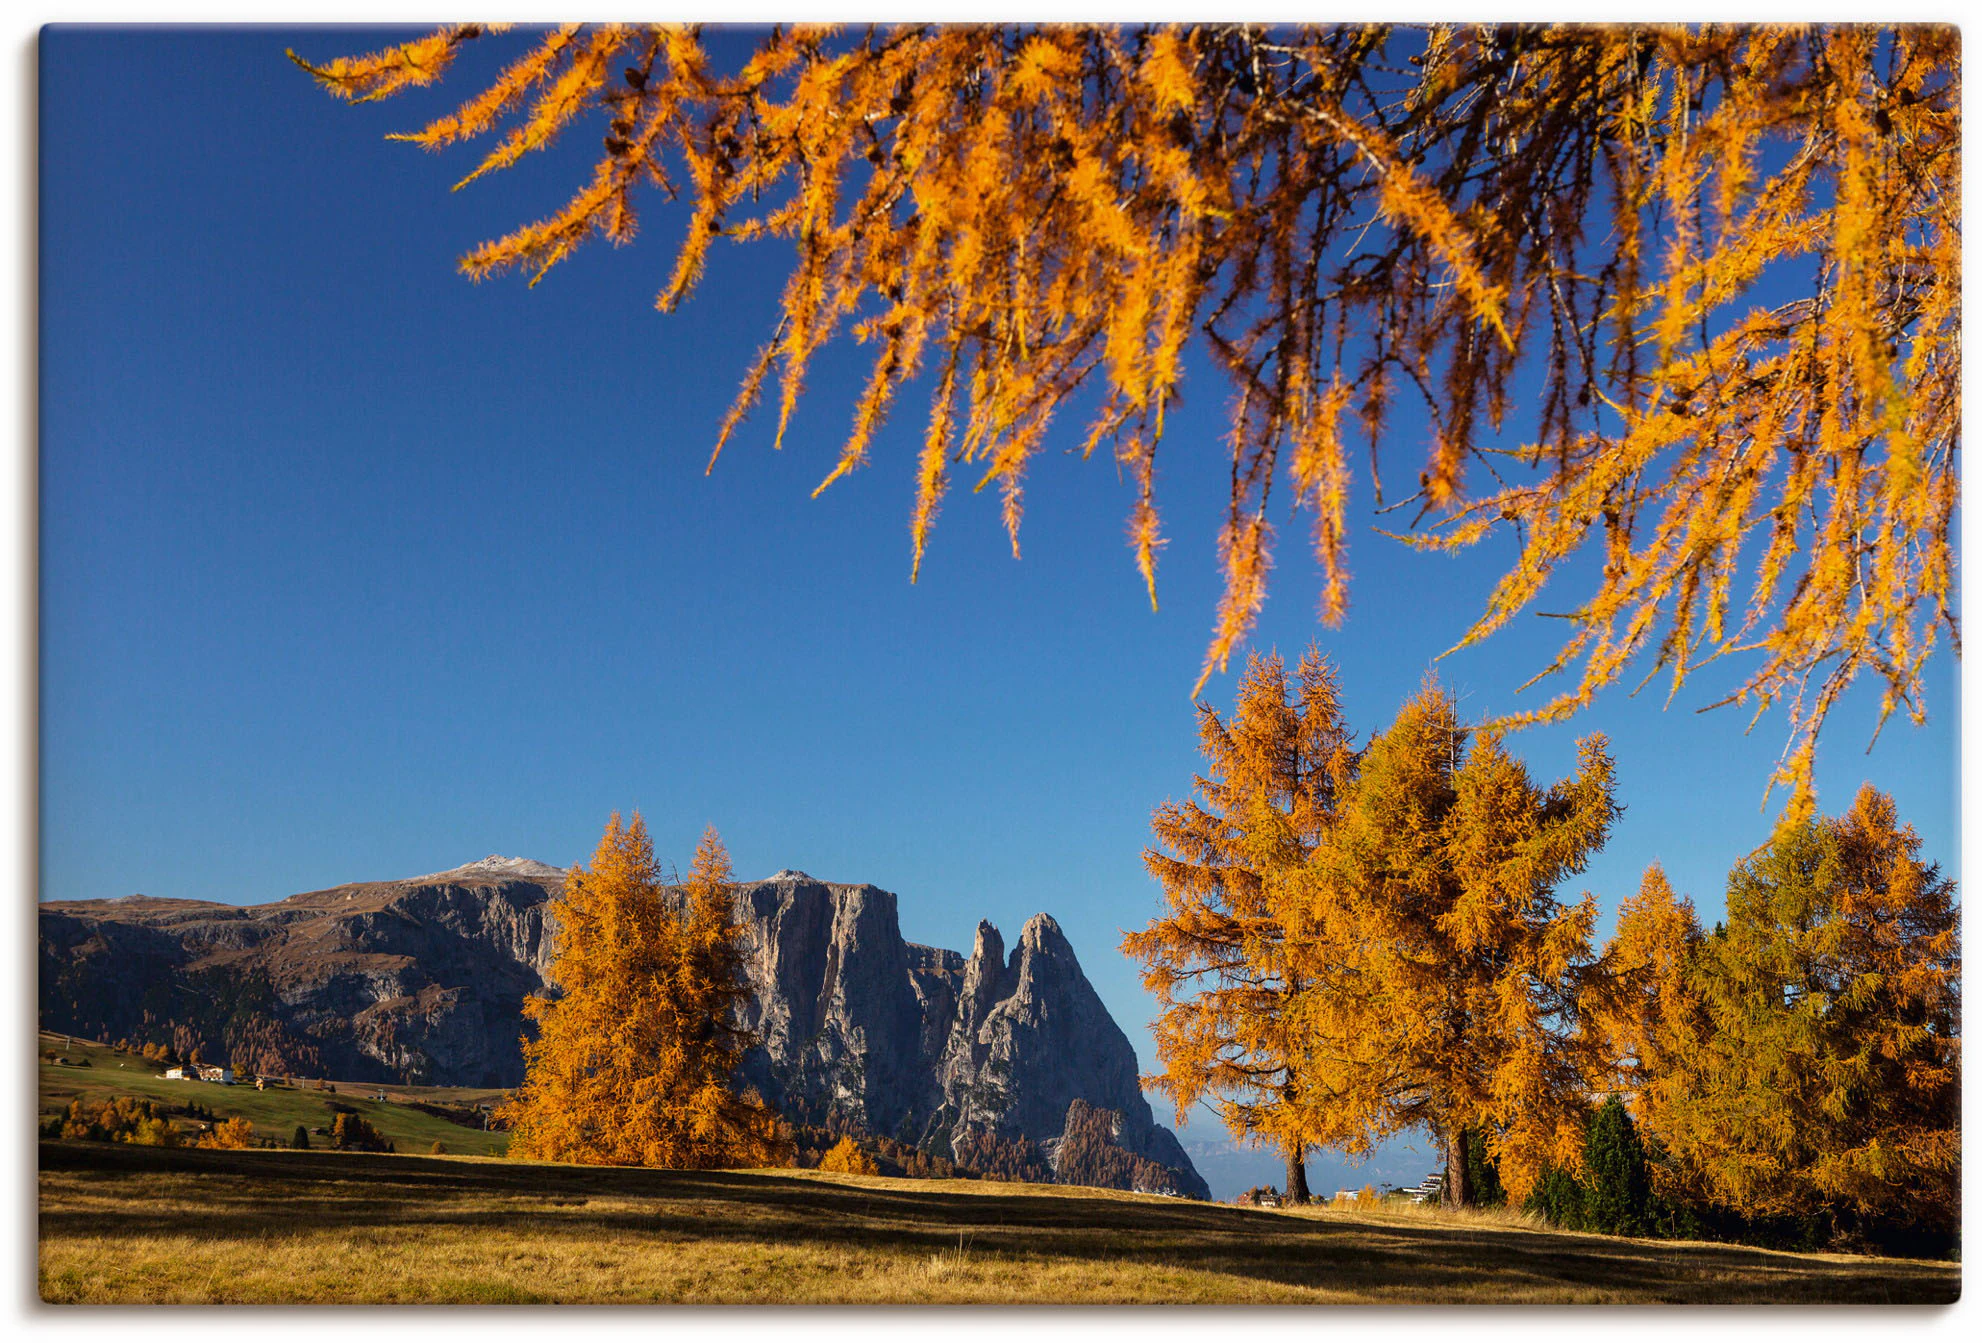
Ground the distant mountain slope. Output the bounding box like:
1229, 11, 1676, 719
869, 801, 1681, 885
40, 857, 558, 1088
39, 860, 1207, 1198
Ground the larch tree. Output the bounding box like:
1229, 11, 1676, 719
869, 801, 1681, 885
1644, 785, 1959, 1242
1580, 862, 1705, 1115
499, 815, 787, 1168
1285, 682, 1619, 1207
1574, 863, 1707, 1218
290, 23, 1957, 816
1122, 647, 1354, 1204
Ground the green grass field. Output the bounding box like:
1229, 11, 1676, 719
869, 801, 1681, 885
38, 1140, 1959, 1304
38, 1032, 508, 1157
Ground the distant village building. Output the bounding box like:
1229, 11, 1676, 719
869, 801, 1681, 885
163, 1066, 188, 1080
197, 1064, 234, 1085
1407, 1172, 1446, 1204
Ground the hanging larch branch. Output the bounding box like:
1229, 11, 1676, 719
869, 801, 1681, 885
291, 23, 1959, 818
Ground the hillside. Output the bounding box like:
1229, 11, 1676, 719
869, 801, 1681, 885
37, 1033, 507, 1157
39, 857, 560, 1088
37, 1142, 1958, 1304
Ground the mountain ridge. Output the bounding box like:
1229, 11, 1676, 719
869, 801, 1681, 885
40, 859, 1207, 1198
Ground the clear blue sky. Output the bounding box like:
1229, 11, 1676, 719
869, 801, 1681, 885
39, 26, 1958, 1196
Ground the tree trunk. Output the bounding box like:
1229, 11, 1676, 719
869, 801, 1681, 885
1284, 1143, 1311, 1205
1443, 1124, 1474, 1210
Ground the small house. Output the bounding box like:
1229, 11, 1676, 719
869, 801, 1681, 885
163, 1066, 188, 1080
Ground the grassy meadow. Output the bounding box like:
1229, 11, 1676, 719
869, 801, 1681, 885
39, 1140, 1958, 1305
38, 1032, 508, 1157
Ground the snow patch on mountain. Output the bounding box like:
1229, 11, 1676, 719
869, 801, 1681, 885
409, 855, 567, 884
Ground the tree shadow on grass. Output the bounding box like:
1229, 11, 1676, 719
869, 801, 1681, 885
38, 1142, 1958, 1304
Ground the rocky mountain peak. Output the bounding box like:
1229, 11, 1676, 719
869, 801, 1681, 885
1018, 911, 1071, 956
969, 919, 1005, 964
409, 855, 567, 884
954, 921, 1010, 1035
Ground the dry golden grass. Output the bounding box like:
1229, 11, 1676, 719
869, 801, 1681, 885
38, 1141, 1958, 1305
1301, 1193, 1556, 1232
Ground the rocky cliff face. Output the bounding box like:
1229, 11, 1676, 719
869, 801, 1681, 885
40, 857, 560, 1088
40, 859, 1207, 1198
724, 872, 1205, 1196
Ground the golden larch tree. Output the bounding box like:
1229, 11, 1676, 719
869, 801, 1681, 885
499, 815, 787, 1168
1122, 647, 1354, 1203
1285, 682, 1619, 1206
1579, 863, 1705, 1131
291, 23, 1958, 816
1641, 785, 1958, 1242
818, 1135, 881, 1176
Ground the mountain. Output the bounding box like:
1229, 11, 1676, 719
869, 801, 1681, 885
39, 856, 558, 1089
39, 858, 1208, 1199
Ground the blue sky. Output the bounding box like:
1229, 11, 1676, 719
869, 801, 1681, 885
39, 26, 1958, 1199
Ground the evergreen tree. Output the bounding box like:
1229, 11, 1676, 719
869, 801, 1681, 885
291, 1125, 310, 1150
1580, 1097, 1651, 1237
1123, 647, 1355, 1204
1462, 1126, 1505, 1209
1524, 1163, 1588, 1231
498, 817, 789, 1169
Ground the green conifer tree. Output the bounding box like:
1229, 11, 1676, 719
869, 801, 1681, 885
1581, 1097, 1651, 1237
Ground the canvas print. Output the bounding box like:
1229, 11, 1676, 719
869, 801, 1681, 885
37, 22, 1959, 1305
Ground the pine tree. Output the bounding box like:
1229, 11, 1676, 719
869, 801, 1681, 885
1523, 1162, 1588, 1232
1462, 1126, 1506, 1209
1580, 1097, 1652, 1237
291, 25, 1958, 813
498, 816, 788, 1169
1285, 681, 1618, 1207
1122, 647, 1354, 1204
1648, 786, 1959, 1244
